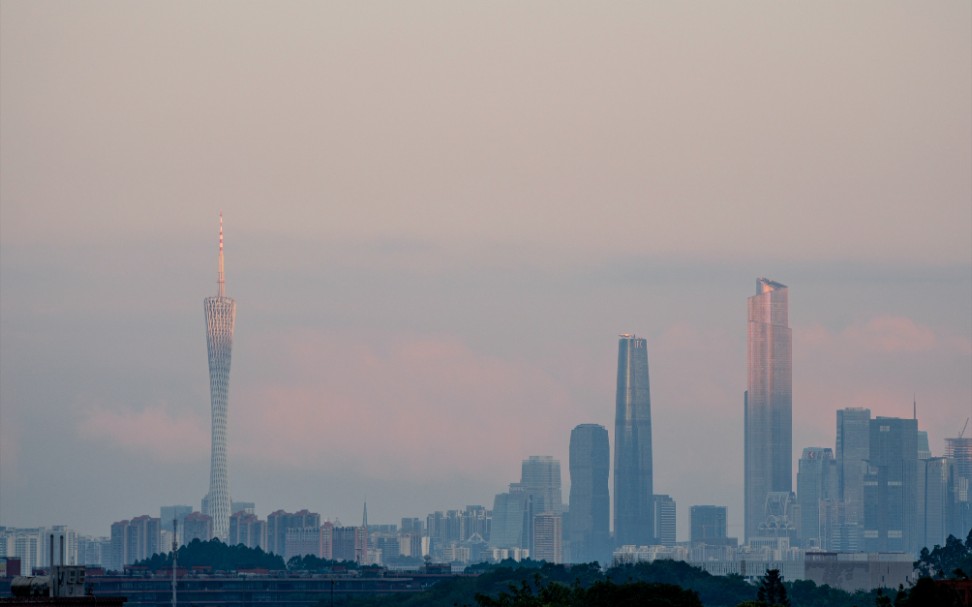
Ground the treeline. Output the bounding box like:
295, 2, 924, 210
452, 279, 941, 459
914, 530, 972, 579
133, 538, 285, 572
342, 560, 877, 607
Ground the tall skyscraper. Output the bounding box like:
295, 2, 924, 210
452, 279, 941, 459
744, 278, 792, 542
614, 334, 654, 547
204, 214, 236, 540
568, 424, 610, 563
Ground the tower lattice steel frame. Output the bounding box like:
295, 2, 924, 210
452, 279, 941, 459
205, 213, 236, 540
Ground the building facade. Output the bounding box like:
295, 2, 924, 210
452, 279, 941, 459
863, 417, 918, 553
744, 278, 792, 542
653, 495, 676, 547
520, 456, 563, 516
204, 214, 237, 541
532, 513, 563, 564
567, 424, 610, 564
796, 447, 837, 548
836, 407, 870, 549
614, 334, 654, 547
690, 506, 729, 546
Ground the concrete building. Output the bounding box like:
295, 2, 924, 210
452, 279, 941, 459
532, 513, 563, 564
229, 511, 267, 550
267, 510, 320, 557
182, 512, 213, 544
653, 495, 676, 547
614, 334, 654, 547
744, 278, 792, 543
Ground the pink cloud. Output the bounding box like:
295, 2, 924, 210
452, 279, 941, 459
792, 315, 971, 455
231, 331, 575, 484
78, 404, 209, 462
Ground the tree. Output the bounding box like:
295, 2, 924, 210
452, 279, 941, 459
913, 532, 972, 579
755, 569, 790, 607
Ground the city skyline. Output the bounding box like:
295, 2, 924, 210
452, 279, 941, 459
1, 2, 970, 541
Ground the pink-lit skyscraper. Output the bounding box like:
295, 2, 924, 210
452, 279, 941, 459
744, 278, 792, 542
204, 214, 236, 540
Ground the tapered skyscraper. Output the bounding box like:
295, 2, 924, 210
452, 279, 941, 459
204, 214, 236, 540
613, 334, 654, 547
744, 278, 791, 542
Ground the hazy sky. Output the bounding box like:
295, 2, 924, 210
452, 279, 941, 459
2, 2, 970, 542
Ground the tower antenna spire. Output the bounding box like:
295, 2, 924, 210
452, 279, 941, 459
218, 211, 225, 298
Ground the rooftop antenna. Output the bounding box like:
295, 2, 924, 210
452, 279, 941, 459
913, 394, 917, 421
217, 211, 225, 298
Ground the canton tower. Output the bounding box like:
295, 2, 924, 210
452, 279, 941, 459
204, 213, 236, 540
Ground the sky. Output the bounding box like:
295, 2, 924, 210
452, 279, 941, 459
1, 2, 970, 542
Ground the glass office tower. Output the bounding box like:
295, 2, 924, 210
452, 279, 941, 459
568, 424, 610, 563
744, 278, 792, 542
613, 334, 654, 547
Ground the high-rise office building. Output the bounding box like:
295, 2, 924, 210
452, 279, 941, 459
653, 495, 676, 547
923, 457, 954, 550
690, 506, 728, 545
532, 513, 563, 564
863, 417, 918, 553
614, 334, 654, 547
490, 491, 529, 549
204, 214, 236, 541
744, 278, 792, 542
836, 409, 871, 520
796, 447, 837, 548
946, 437, 972, 534
520, 456, 563, 515
568, 424, 610, 563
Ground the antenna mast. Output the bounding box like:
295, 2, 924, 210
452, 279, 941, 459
217, 211, 225, 298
